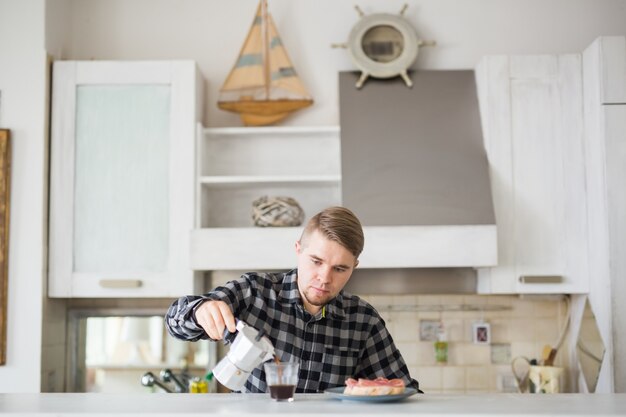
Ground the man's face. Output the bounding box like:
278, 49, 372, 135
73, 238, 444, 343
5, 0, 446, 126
295, 229, 358, 314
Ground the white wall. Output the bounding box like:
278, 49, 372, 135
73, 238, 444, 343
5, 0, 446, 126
56, 0, 626, 127
45, 0, 71, 57
0, 0, 48, 393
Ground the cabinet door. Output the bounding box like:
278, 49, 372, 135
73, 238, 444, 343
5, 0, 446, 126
49, 61, 200, 297
477, 55, 589, 293
596, 37, 626, 104
603, 104, 626, 329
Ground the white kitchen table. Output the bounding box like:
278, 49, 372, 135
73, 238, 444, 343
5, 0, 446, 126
1, 393, 625, 416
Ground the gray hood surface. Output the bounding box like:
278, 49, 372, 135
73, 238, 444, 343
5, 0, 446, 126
339, 70, 496, 267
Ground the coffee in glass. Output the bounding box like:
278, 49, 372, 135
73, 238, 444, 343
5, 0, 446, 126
264, 361, 299, 401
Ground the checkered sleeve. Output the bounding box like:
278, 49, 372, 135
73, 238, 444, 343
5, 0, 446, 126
357, 315, 421, 392
164, 295, 208, 341
164, 273, 258, 342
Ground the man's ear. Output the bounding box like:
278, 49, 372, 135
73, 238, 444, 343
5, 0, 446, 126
354, 259, 359, 269
295, 240, 301, 254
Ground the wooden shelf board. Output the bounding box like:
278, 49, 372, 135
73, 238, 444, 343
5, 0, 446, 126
199, 175, 341, 186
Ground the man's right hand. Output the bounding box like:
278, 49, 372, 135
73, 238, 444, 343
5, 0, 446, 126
194, 300, 237, 340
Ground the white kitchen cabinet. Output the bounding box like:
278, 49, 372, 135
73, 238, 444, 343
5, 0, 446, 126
589, 36, 626, 104
190, 126, 341, 270
49, 61, 202, 297
475, 54, 589, 294
582, 36, 626, 393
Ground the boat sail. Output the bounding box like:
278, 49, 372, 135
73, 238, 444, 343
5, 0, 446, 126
218, 0, 313, 126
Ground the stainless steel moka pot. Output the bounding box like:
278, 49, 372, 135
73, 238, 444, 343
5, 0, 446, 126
212, 320, 275, 391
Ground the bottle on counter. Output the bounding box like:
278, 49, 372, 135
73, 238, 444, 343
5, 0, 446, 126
434, 322, 448, 364
189, 372, 213, 393
189, 377, 208, 393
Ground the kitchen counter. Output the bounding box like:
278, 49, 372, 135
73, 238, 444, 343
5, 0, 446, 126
1, 393, 625, 416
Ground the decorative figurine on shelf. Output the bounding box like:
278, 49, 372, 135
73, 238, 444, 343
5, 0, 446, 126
252, 196, 304, 227
332, 4, 436, 89
217, 0, 313, 126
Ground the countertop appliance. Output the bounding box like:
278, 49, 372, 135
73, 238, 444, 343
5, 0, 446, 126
212, 321, 275, 391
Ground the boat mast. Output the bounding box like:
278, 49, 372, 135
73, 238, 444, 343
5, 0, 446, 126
261, 0, 270, 100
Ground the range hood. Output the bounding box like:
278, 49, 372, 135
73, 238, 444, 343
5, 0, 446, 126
339, 70, 497, 268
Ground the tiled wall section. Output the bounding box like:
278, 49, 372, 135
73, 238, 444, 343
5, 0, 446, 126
362, 294, 569, 394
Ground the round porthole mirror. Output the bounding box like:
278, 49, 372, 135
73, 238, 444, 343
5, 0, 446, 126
334, 6, 435, 89
361, 24, 405, 63
347, 13, 420, 88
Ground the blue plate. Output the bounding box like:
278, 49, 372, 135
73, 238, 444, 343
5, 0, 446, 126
324, 386, 418, 402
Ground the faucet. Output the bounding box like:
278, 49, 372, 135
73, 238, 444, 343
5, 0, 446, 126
141, 372, 173, 393
160, 369, 188, 393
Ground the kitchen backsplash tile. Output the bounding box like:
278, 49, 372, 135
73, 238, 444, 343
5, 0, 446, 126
416, 341, 438, 366
452, 344, 491, 365
490, 343, 512, 364
416, 295, 443, 306
442, 367, 466, 390
487, 319, 511, 343
507, 319, 537, 341
533, 299, 561, 318
445, 318, 466, 342
413, 366, 442, 390
535, 319, 560, 342
510, 298, 537, 317
395, 341, 419, 364
359, 293, 568, 393
510, 341, 540, 359
465, 366, 490, 390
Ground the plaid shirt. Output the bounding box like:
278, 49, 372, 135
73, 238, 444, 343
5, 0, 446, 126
165, 269, 420, 393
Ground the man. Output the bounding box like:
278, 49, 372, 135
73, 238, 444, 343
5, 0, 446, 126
165, 206, 420, 393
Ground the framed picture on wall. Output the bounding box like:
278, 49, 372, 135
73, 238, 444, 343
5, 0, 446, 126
473, 321, 491, 344
0, 128, 11, 366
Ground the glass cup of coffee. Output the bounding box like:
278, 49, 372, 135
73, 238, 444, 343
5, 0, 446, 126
264, 361, 299, 402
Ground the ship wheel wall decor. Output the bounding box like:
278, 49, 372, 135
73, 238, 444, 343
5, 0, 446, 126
333, 4, 436, 89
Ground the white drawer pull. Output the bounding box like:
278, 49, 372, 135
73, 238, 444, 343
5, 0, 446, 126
518, 275, 562, 284
99, 279, 143, 288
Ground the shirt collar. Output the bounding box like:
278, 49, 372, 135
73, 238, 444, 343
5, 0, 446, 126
280, 269, 346, 320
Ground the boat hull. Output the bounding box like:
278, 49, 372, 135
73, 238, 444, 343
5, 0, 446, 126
218, 99, 313, 126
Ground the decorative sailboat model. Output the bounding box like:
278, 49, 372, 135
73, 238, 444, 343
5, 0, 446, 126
218, 0, 313, 126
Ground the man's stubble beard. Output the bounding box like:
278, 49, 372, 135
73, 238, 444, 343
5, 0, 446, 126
302, 286, 335, 307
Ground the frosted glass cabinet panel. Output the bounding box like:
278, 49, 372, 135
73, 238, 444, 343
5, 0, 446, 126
50, 61, 202, 297
74, 86, 170, 273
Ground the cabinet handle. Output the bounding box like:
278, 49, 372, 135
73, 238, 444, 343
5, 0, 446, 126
518, 275, 562, 284
99, 279, 143, 289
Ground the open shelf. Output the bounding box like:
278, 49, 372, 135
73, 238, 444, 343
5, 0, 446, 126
195, 125, 342, 228
199, 174, 341, 186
